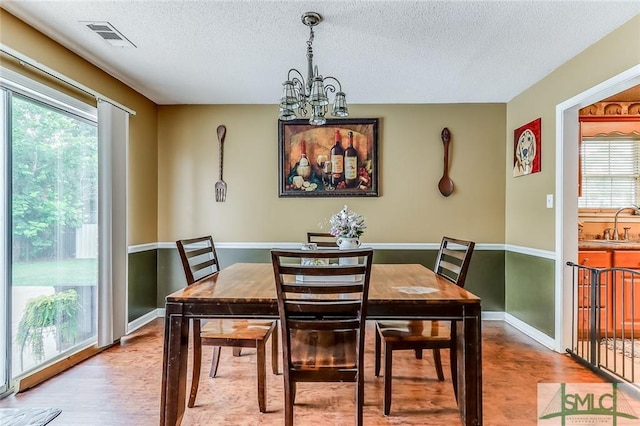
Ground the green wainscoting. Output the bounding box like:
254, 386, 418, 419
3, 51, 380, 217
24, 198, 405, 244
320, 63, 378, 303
128, 249, 158, 322
130, 246, 560, 340
505, 251, 555, 337
461, 250, 505, 312
153, 247, 506, 314
156, 247, 186, 307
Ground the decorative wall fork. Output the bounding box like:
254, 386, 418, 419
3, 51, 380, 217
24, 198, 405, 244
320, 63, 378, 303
215, 125, 227, 202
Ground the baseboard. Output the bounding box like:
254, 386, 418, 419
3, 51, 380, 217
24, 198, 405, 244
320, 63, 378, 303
505, 313, 555, 350
482, 311, 504, 321
127, 308, 163, 333
16, 344, 105, 393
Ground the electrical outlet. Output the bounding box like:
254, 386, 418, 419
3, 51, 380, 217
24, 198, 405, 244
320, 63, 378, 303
546, 194, 553, 209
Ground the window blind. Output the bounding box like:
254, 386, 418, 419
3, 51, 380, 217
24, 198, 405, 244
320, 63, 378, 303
97, 100, 129, 347
579, 138, 640, 208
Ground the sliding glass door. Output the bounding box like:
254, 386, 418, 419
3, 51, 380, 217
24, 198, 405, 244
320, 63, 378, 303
1, 77, 98, 387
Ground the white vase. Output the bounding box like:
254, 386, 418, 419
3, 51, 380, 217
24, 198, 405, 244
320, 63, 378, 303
336, 237, 360, 250
336, 237, 360, 265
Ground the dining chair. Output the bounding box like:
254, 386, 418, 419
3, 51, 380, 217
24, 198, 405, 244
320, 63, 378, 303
176, 236, 278, 412
306, 231, 338, 248
373, 236, 475, 415
271, 248, 374, 426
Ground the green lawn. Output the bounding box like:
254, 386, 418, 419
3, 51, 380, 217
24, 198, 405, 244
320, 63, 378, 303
12, 258, 97, 287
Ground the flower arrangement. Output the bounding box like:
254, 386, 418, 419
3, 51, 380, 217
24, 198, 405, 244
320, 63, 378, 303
329, 205, 366, 239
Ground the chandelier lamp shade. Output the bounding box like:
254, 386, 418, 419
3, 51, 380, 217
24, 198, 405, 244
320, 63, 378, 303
279, 12, 349, 126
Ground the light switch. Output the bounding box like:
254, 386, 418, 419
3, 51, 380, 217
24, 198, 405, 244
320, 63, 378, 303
546, 194, 553, 209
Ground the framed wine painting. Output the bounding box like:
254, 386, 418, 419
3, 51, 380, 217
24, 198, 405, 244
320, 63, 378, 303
278, 118, 379, 197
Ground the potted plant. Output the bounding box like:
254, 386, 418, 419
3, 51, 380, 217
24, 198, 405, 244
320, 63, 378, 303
329, 205, 367, 249
16, 289, 81, 369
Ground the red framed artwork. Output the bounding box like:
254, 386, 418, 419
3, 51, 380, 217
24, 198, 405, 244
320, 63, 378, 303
278, 118, 379, 197
513, 118, 542, 177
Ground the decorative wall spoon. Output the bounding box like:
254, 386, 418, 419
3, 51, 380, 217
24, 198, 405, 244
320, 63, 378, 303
438, 127, 454, 197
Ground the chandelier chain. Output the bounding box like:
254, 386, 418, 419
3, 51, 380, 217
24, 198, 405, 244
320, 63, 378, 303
307, 26, 314, 47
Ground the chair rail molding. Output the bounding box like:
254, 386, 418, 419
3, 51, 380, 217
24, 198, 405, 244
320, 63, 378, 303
504, 244, 555, 260
150, 242, 507, 251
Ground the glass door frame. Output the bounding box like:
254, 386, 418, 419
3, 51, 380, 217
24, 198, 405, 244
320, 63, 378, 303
0, 87, 11, 397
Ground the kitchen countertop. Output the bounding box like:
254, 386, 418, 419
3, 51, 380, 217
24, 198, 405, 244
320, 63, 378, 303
579, 240, 640, 250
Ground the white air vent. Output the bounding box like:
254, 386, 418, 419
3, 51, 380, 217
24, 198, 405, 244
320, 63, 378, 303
79, 21, 136, 48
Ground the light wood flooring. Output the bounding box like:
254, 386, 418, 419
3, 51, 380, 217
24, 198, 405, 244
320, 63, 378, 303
0, 319, 606, 425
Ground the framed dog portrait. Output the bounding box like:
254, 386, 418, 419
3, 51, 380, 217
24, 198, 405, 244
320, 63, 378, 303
278, 118, 379, 197
513, 118, 542, 177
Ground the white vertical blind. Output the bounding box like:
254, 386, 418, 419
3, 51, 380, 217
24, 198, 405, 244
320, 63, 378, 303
579, 138, 640, 208
97, 101, 129, 347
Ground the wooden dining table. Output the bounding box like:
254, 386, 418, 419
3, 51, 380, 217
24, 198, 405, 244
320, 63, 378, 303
160, 263, 482, 425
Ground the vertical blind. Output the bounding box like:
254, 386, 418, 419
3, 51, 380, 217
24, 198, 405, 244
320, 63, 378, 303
97, 101, 129, 347
579, 138, 640, 208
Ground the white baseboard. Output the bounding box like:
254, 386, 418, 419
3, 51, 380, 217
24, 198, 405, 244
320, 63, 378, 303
130, 307, 557, 355
504, 313, 556, 350
127, 308, 163, 333
481, 311, 504, 321
132, 310, 563, 353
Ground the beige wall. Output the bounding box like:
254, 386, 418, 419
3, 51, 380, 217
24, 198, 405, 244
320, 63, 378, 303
3, 7, 638, 249
2, 8, 505, 247
0, 9, 159, 245
506, 15, 640, 250
158, 103, 506, 243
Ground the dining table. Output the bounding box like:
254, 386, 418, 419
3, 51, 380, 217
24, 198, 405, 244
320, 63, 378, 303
160, 262, 482, 425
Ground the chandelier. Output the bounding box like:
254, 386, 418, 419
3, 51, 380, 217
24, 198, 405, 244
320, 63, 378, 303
279, 12, 349, 126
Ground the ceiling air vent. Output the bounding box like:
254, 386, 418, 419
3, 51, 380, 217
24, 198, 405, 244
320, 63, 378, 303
79, 21, 136, 48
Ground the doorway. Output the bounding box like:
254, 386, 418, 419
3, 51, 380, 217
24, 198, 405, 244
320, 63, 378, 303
556, 65, 640, 353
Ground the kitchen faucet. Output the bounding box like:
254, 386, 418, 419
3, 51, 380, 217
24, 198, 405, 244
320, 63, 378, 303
612, 206, 640, 240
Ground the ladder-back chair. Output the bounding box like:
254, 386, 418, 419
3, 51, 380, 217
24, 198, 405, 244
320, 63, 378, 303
306, 232, 338, 248
271, 248, 374, 426
176, 236, 278, 412
373, 236, 475, 415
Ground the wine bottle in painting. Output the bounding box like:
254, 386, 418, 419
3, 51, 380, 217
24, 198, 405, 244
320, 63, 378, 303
330, 130, 344, 186
344, 131, 358, 188
296, 139, 311, 180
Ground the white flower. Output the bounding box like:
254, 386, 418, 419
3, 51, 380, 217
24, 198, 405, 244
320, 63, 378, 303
329, 205, 366, 239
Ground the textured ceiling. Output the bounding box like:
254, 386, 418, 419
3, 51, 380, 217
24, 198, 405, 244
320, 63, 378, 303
2, 1, 639, 105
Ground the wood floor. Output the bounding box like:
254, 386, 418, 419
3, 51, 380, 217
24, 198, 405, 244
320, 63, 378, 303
0, 319, 605, 425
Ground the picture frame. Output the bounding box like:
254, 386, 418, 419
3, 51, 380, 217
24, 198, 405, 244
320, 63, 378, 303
513, 117, 542, 177
278, 118, 379, 197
